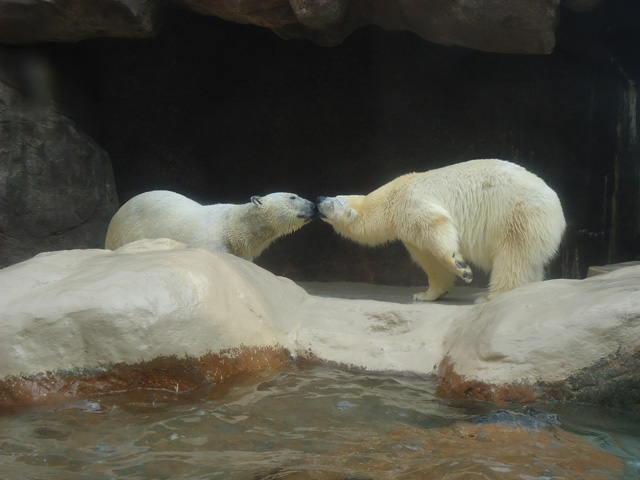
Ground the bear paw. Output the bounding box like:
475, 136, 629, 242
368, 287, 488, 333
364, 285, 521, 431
454, 259, 473, 283
413, 289, 449, 301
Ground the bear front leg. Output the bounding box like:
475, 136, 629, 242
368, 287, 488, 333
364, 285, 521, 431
405, 243, 456, 301
406, 207, 473, 284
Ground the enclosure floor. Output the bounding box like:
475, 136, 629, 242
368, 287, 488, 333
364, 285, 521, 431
299, 281, 485, 305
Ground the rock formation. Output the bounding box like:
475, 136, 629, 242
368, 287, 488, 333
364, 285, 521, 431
0, 0, 161, 44
0, 0, 608, 54
0, 48, 118, 267
1, 239, 638, 410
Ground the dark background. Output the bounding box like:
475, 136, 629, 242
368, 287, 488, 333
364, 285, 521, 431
13, 1, 640, 286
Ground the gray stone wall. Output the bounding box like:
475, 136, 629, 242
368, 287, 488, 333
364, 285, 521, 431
0, 48, 118, 267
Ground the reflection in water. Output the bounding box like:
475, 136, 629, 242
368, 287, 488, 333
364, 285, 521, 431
0, 363, 638, 479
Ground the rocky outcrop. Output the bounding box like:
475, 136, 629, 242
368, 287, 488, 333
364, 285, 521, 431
1, 239, 638, 409
437, 265, 640, 409
0, 48, 118, 267
181, 0, 562, 53
0, 0, 607, 53
0, 0, 161, 44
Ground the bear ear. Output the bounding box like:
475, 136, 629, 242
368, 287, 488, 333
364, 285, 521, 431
347, 208, 357, 221
251, 196, 263, 206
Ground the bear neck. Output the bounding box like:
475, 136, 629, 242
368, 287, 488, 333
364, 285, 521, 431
227, 204, 286, 260
346, 190, 397, 246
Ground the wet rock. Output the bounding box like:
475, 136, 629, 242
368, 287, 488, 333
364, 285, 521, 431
550, 347, 640, 409
0, 346, 291, 407
469, 408, 560, 431
0, 47, 118, 267
0, 0, 162, 44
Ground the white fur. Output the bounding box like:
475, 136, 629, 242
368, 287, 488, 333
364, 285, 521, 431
317, 159, 566, 302
105, 191, 317, 261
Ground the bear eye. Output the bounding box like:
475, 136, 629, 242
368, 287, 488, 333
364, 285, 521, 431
289, 195, 296, 200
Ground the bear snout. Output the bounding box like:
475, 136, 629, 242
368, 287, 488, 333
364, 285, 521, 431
316, 197, 329, 219
298, 200, 318, 220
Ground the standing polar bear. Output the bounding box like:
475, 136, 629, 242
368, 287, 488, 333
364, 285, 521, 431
105, 190, 317, 261
317, 159, 565, 302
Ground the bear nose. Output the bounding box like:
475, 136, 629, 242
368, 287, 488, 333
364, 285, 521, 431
316, 196, 327, 204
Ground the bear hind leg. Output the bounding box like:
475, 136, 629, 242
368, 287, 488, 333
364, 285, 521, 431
405, 243, 456, 301
478, 250, 544, 303
478, 210, 550, 303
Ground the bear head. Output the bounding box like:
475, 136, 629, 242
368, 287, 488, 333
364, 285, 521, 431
251, 192, 317, 230
316, 195, 365, 236
316, 195, 394, 246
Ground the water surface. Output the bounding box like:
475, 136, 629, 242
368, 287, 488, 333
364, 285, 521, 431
1, 363, 639, 479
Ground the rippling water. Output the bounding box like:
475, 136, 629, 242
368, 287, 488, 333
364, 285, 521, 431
1, 363, 639, 479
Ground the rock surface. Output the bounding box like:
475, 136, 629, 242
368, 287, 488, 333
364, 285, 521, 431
0, 239, 638, 409
438, 267, 640, 408
0, 0, 605, 54
0, 0, 161, 44
0, 48, 118, 267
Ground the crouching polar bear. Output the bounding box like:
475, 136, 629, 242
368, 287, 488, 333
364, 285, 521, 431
317, 159, 565, 302
105, 190, 317, 261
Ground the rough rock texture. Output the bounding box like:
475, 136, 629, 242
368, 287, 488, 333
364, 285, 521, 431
0, 0, 606, 54
0, 0, 161, 44
0, 48, 118, 267
181, 0, 562, 53
0, 240, 638, 409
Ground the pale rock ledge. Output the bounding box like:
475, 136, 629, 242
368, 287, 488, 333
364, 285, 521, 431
0, 239, 638, 409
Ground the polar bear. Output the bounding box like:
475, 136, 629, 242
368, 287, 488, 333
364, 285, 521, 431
105, 190, 317, 261
317, 159, 565, 302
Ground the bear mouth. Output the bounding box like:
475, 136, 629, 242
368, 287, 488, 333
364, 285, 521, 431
298, 212, 318, 221
298, 204, 319, 221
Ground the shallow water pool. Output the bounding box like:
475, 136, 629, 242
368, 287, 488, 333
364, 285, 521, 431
1, 362, 639, 479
